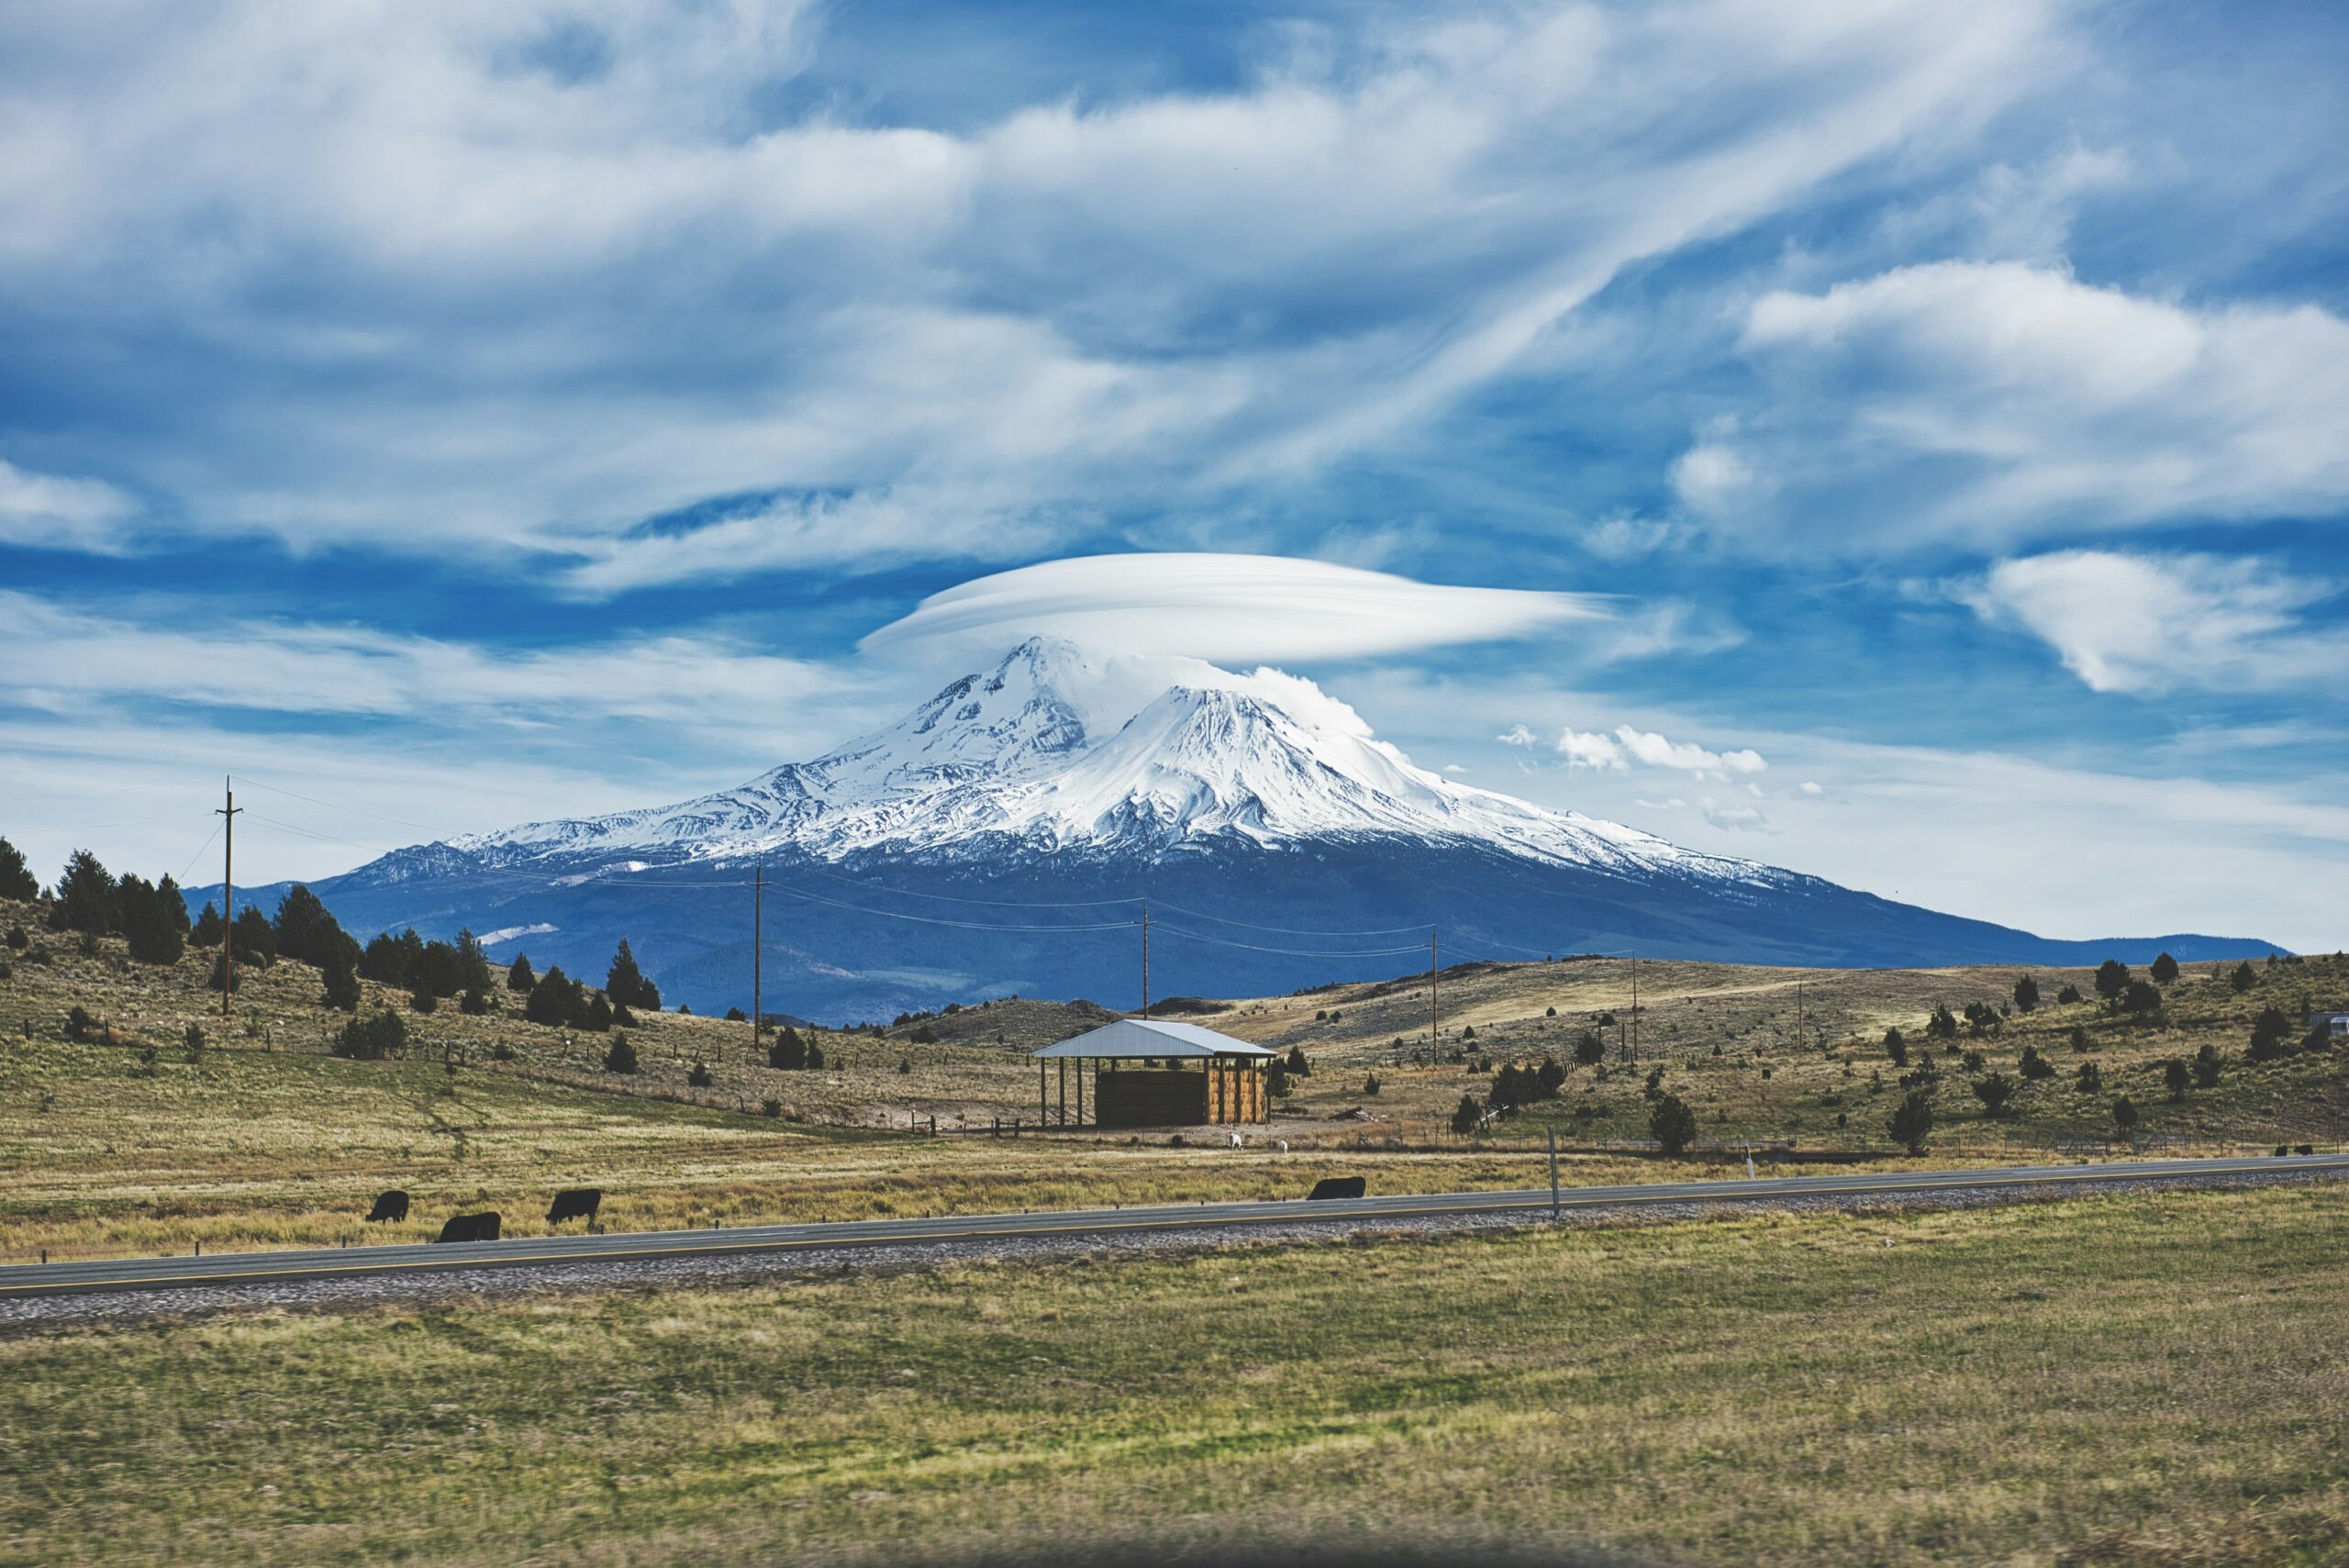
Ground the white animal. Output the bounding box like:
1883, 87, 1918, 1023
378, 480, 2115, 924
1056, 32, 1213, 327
1230, 1133, 1244, 1148
1276, 1140, 1289, 1153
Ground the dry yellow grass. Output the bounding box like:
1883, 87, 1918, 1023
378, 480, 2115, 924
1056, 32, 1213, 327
1, 1183, 2343, 1567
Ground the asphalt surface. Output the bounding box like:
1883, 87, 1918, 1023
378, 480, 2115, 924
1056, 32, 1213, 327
6, 1151, 2342, 1300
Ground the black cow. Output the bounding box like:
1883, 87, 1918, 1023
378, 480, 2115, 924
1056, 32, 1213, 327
364, 1190, 409, 1224
435, 1211, 502, 1243
1307, 1175, 1367, 1201
546, 1187, 603, 1226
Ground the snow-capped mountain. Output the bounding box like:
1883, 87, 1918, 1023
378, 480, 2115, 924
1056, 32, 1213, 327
198, 639, 2277, 1020
456, 638, 1757, 879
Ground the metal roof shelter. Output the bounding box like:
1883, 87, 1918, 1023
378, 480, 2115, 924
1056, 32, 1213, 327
1032, 1018, 1275, 1128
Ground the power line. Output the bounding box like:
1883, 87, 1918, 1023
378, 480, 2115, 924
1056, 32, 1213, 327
1144, 897, 1434, 937
1147, 919, 1430, 959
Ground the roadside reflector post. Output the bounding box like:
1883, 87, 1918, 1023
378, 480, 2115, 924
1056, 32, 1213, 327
1548, 1126, 1560, 1222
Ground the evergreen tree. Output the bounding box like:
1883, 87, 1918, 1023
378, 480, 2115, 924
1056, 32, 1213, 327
413, 940, 463, 998
50, 850, 117, 934
1970, 1072, 2017, 1118
1284, 1043, 1311, 1076
768, 1025, 808, 1071
2163, 1059, 2189, 1100
2121, 979, 2162, 1016
507, 951, 536, 992
1925, 1004, 1959, 1040
2247, 1006, 2293, 1062
2018, 1044, 2053, 1080
2011, 974, 2040, 1013
1573, 1029, 1606, 1067
584, 992, 614, 1032
156, 875, 192, 936
1883, 1027, 1909, 1067
271, 886, 341, 967
1888, 1089, 1934, 1153
192, 902, 225, 947
2229, 960, 2257, 994
320, 940, 361, 1011
2192, 1042, 2222, 1089
230, 904, 276, 965
0, 836, 37, 902
2055, 984, 2084, 1005
335, 1006, 406, 1061
455, 929, 494, 995
1450, 1094, 1483, 1135
117, 874, 184, 965
2150, 951, 2180, 984
2093, 958, 2131, 1002
1536, 1056, 1565, 1096
1648, 1093, 1698, 1154
525, 966, 581, 1027
603, 1032, 639, 1073
2110, 1095, 2138, 1137
607, 940, 652, 1008
410, 984, 439, 1014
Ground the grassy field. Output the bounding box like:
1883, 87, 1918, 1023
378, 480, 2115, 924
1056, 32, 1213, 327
2, 1182, 2343, 1567
3, 896, 2343, 1261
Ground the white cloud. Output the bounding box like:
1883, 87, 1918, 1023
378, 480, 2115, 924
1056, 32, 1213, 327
861, 554, 1609, 663
1553, 723, 1765, 779
0, 0, 2064, 573
1556, 729, 1628, 771
0, 460, 137, 551
1963, 549, 2347, 694
0, 590, 856, 729
1701, 797, 1772, 832
1680, 261, 2349, 550
1798, 780, 1825, 796
1497, 724, 1539, 748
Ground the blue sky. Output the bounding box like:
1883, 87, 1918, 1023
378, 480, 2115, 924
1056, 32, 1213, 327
2, 0, 2344, 950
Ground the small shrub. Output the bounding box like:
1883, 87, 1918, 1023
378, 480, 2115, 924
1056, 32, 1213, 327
2069, 1024, 2091, 1052
603, 1033, 639, 1074
2229, 961, 2256, 994
1364, 1073, 1381, 1096
183, 1021, 205, 1060
2018, 1044, 2053, 1081
1450, 1094, 1483, 1136
687, 1060, 714, 1087
336, 1007, 407, 1061
2056, 984, 2084, 1006
1970, 1072, 2018, 1118
1888, 1089, 1934, 1153
64, 1005, 95, 1042
2111, 1095, 2139, 1137
491, 1041, 516, 1062
410, 985, 438, 1014
896, 1056, 912, 1075
4, 925, 25, 950
2163, 1059, 2189, 1100
1649, 1093, 1698, 1154
2192, 1042, 2222, 1088
762, 1098, 782, 1118
2075, 1062, 2103, 1094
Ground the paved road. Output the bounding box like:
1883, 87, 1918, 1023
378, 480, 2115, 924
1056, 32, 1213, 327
5, 1151, 2342, 1299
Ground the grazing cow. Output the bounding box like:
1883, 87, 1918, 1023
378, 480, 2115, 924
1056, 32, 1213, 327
435, 1211, 502, 1244
1308, 1176, 1367, 1201
364, 1190, 409, 1224
546, 1187, 603, 1226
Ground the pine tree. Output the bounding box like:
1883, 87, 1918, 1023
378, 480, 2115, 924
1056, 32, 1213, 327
0, 836, 38, 902
525, 966, 579, 1027
2011, 974, 2040, 1013
413, 940, 462, 998
192, 902, 225, 947
50, 850, 117, 935
602, 1031, 638, 1073
584, 992, 614, 1032
607, 940, 651, 1009
507, 952, 536, 992
2229, 961, 2257, 994
1649, 1093, 1698, 1153
231, 904, 277, 965
320, 940, 362, 1011
768, 1025, 808, 1071
2150, 951, 2179, 984
456, 929, 494, 995
271, 886, 340, 967
2111, 1095, 2139, 1137
2094, 958, 2132, 1003
117, 874, 184, 965
1888, 1089, 1934, 1153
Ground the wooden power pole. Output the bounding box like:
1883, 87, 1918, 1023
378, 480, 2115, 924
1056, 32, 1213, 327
217, 779, 240, 1019
1140, 906, 1151, 1019
1430, 928, 1439, 1054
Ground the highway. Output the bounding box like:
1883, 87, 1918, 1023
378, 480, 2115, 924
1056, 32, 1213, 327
3, 1151, 2342, 1299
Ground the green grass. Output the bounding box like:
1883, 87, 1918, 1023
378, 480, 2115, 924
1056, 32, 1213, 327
2, 1183, 2343, 1567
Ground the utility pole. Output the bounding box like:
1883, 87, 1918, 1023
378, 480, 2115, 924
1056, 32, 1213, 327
1430, 928, 1440, 1056
751, 858, 763, 1063
1630, 954, 1640, 1063
217, 779, 241, 1020
1140, 906, 1150, 1019
1796, 981, 1805, 1053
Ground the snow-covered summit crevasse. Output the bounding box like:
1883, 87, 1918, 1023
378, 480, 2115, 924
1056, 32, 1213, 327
452, 637, 1773, 884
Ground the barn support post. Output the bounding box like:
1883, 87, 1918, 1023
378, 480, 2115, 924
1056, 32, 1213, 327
1040, 1060, 1048, 1126
1058, 1058, 1068, 1127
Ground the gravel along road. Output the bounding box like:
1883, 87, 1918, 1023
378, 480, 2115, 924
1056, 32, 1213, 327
2, 1152, 2341, 1329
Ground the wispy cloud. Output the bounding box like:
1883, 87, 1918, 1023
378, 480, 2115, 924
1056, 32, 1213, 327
1959, 550, 2348, 694
1553, 724, 1765, 779
1680, 261, 2349, 550
0, 461, 138, 551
